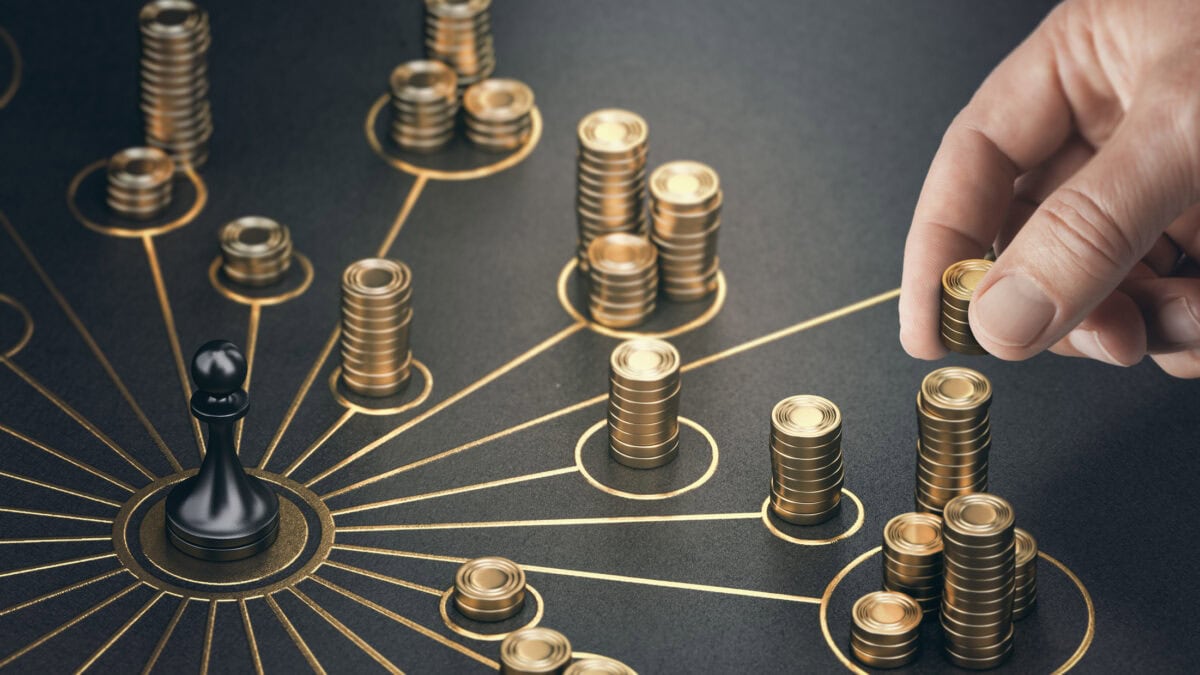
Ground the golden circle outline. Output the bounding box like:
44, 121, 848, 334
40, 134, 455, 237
208, 253, 315, 307
758, 491, 864, 547
438, 584, 543, 642
570, 653, 639, 675
365, 93, 542, 181
68, 159, 208, 239
818, 546, 1095, 674
574, 417, 718, 501
112, 469, 334, 601
0, 26, 21, 109
328, 361, 433, 416
0, 293, 33, 358
557, 259, 726, 340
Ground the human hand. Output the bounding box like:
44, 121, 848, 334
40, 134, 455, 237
899, 0, 1200, 377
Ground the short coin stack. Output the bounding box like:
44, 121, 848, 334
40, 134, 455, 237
575, 109, 649, 271
768, 395, 845, 525
107, 147, 175, 220
649, 160, 722, 301
500, 627, 572, 675
941, 493, 1016, 670
463, 78, 535, 152
586, 233, 658, 328
915, 366, 992, 514
882, 512, 944, 616
1013, 527, 1038, 620
453, 557, 526, 622
941, 259, 993, 355
607, 339, 681, 469
388, 60, 458, 153
424, 0, 495, 90
850, 591, 922, 669
139, 0, 213, 170
219, 216, 293, 287
564, 656, 636, 675
340, 258, 414, 398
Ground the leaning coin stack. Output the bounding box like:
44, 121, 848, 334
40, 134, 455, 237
941, 259, 993, 355
463, 78, 534, 152
1013, 527, 1038, 620
575, 109, 650, 271
941, 493, 1016, 670
915, 366, 992, 514
882, 512, 944, 616
587, 233, 658, 328
607, 339, 681, 469
424, 0, 495, 90
139, 0, 213, 170
340, 258, 414, 398
107, 147, 175, 220
453, 557, 526, 622
500, 627, 572, 675
388, 60, 458, 153
768, 395, 845, 525
219, 216, 293, 287
564, 656, 636, 675
850, 591, 922, 669
649, 160, 722, 301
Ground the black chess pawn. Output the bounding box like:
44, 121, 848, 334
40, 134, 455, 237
166, 340, 279, 561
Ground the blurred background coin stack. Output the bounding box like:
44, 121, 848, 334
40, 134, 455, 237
607, 339, 680, 469
941, 493, 1016, 670
453, 557, 526, 622
849, 591, 922, 669
882, 512, 944, 616
768, 395, 845, 525
500, 627, 572, 675
564, 656, 636, 675
340, 258, 414, 398
139, 0, 212, 170
915, 366, 992, 514
1013, 527, 1038, 620
463, 78, 534, 151
940, 259, 993, 355
388, 60, 458, 153
106, 146, 175, 219
649, 160, 722, 301
424, 0, 495, 91
575, 109, 649, 271
586, 233, 658, 328
219, 216, 293, 287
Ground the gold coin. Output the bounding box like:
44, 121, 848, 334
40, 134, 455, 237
454, 556, 526, 614
588, 233, 657, 276
649, 160, 720, 209
919, 368, 991, 419
108, 146, 175, 187
852, 591, 923, 637
424, 0, 491, 19
500, 627, 572, 675
1014, 527, 1037, 568
463, 78, 534, 122
564, 657, 635, 675
389, 59, 457, 106
610, 339, 680, 388
771, 395, 841, 443
942, 259, 993, 304
883, 512, 943, 561
942, 493, 1015, 543
578, 109, 648, 157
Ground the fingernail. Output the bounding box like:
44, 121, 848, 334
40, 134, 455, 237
1157, 297, 1200, 347
972, 275, 1056, 348
1066, 329, 1125, 366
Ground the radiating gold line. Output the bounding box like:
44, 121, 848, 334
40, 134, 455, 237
0, 505, 112, 524
288, 586, 403, 674
0, 536, 111, 545
240, 599, 264, 675
1, 358, 156, 481
265, 593, 326, 675
0, 468, 122, 507
377, 174, 428, 257
0, 422, 136, 493
283, 409, 355, 478
0, 568, 126, 617
0, 26, 23, 108
237, 303, 262, 454
338, 510, 762, 532
0, 552, 117, 579
309, 575, 498, 670
144, 235, 205, 459
307, 322, 586, 489
321, 560, 441, 596
75, 591, 164, 674
200, 599, 216, 675
331, 467, 578, 517
0, 581, 141, 668
142, 597, 187, 675
1, 212, 179, 472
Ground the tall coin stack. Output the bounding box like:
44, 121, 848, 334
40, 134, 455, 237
649, 160, 722, 302
941, 259, 993, 355
139, 0, 212, 170
1013, 527, 1038, 620
340, 259, 414, 398
882, 512, 944, 616
424, 0, 495, 90
389, 60, 458, 153
769, 395, 845, 525
500, 627, 572, 675
941, 493, 1016, 670
463, 78, 534, 152
575, 109, 649, 272
607, 339, 681, 470
915, 366, 992, 514
219, 217, 293, 287
587, 233, 658, 328
850, 591, 922, 669
107, 147, 175, 220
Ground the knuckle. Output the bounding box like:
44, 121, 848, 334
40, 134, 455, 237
1039, 188, 1144, 278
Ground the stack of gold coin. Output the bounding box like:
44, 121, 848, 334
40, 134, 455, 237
219, 216, 293, 287
607, 339, 680, 470
882, 512, 944, 615
139, 0, 212, 170
850, 591, 922, 669
463, 78, 534, 152
1013, 527, 1038, 620
649, 160, 722, 302
388, 60, 458, 153
453, 557, 525, 622
941, 259, 993, 355
768, 395, 845, 525
424, 0, 495, 90
941, 493, 1016, 670
915, 367, 992, 514
563, 656, 635, 675
575, 109, 650, 272
586, 233, 658, 328
500, 627, 572, 675
106, 147, 175, 219
340, 259, 414, 398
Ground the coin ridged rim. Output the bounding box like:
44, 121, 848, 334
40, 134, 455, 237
919, 367, 992, 417
943, 493, 1015, 540
563, 656, 635, 675
499, 626, 572, 671
1014, 528, 1038, 567
942, 258, 993, 302
342, 258, 412, 297
851, 591, 923, 636
109, 146, 175, 186
424, 0, 491, 19
577, 109, 649, 156
462, 78, 534, 122
139, 0, 207, 38
884, 512, 944, 559
609, 339, 680, 386
587, 233, 657, 276
390, 60, 458, 102
649, 160, 720, 207
771, 395, 841, 441
454, 556, 525, 609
